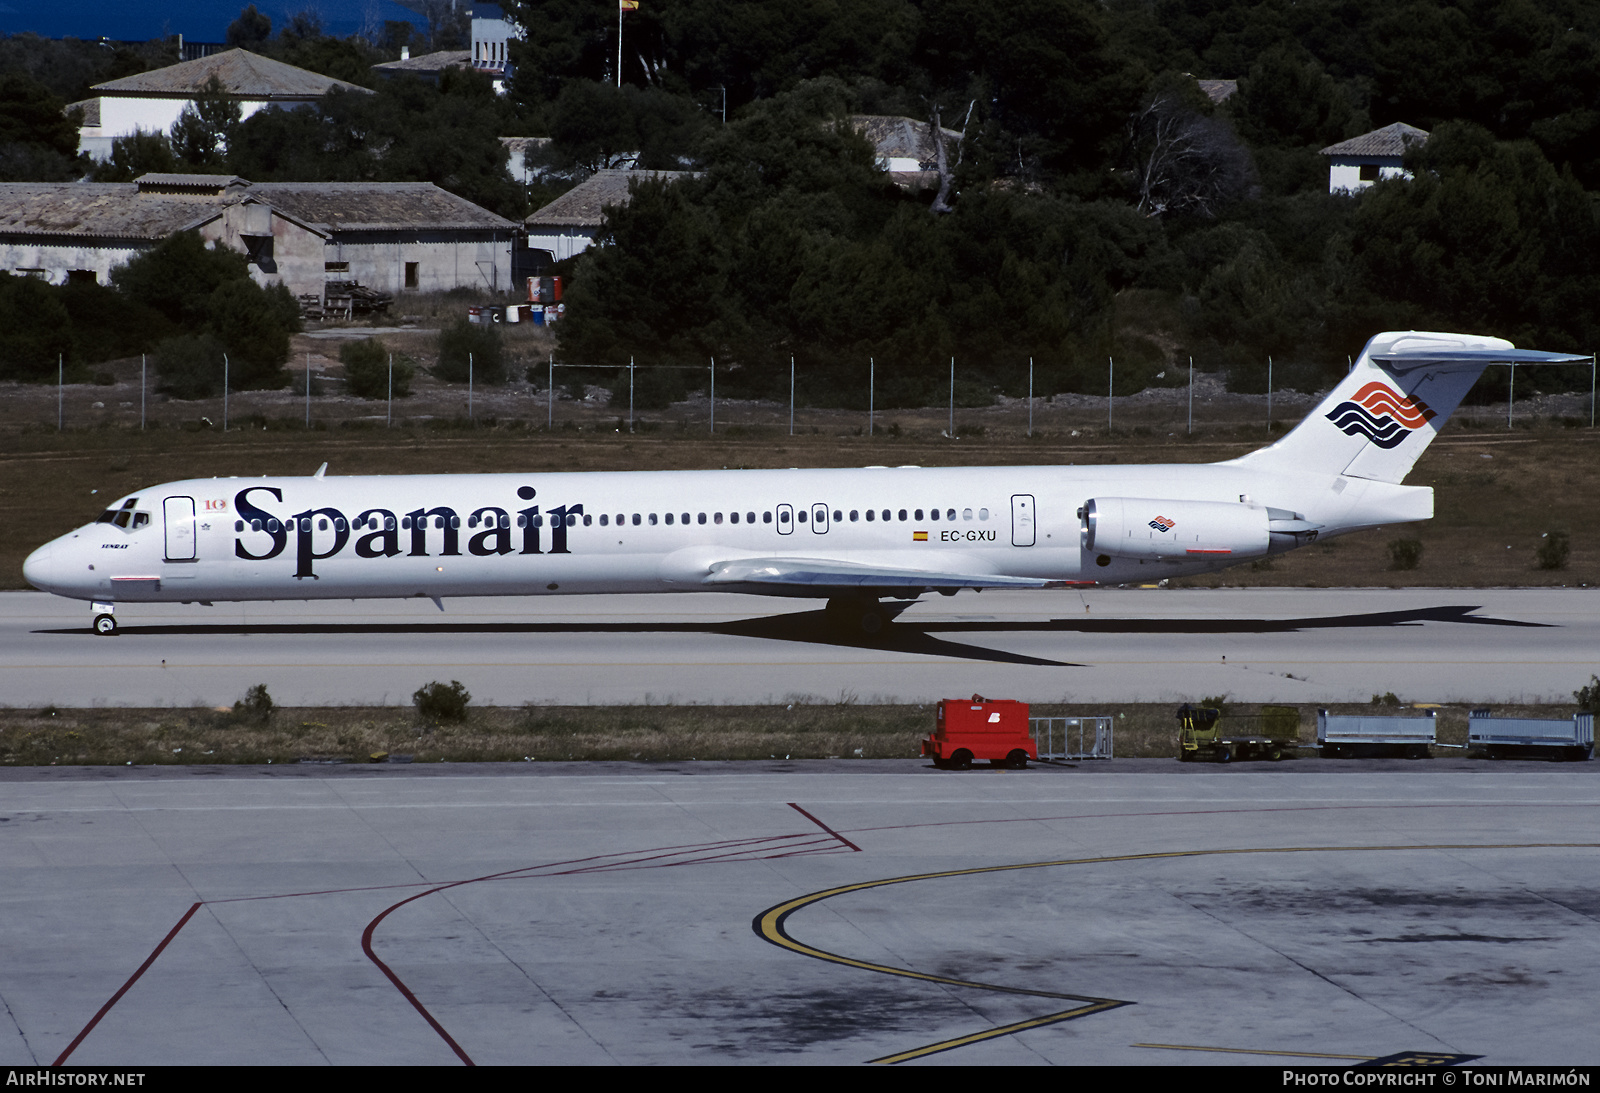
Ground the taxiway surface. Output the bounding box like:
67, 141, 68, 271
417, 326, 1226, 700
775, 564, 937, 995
0, 587, 1594, 707
2, 761, 1596, 1066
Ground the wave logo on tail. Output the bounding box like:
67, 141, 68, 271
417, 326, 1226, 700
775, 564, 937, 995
1325, 382, 1436, 449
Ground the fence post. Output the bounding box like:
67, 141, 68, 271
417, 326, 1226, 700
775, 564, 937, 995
1028, 357, 1033, 438
57, 354, 62, 431
468, 352, 474, 422
789, 356, 794, 435
948, 356, 954, 439
223, 353, 229, 432
869, 357, 874, 437
387, 354, 392, 428
1188, 356, 1193, 435
141, 354, 146, 430
1107, 356, 1113, 434
709, 356, 714, 433
305, 351, 311, 429
629, 356, 635, 432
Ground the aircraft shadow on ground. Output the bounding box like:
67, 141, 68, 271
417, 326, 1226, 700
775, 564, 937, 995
38, 603, 1548, 668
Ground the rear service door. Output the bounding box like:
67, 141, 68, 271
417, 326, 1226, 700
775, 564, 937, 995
1011, 494, 1036, 547
163, 496, 197, 561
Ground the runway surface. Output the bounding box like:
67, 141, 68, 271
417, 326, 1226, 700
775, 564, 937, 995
1, 587, 1596, 707
2, 761, 1596, 1066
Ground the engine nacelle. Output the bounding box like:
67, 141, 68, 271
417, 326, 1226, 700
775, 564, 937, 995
1080, 497, 1271, 561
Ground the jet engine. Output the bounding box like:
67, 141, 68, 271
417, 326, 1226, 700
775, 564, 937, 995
1079, 497, 1275, 561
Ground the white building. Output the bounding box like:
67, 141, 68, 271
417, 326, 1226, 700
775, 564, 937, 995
471, 4, 523, 94
71, 49, 369, 163
848, 115, 964, 191
524, 170, 692, 263
1321, 122, 1429, 193
0, 175, 519, 300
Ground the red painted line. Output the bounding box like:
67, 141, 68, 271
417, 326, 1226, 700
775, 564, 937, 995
54, 902, 202, 1066
362, 885, 479, 1066
788, 803, 863, 852
359, 827, 846, 1064
557, 836, 839, 874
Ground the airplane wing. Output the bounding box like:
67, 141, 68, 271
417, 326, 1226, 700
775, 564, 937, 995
702, 557, 1067, 592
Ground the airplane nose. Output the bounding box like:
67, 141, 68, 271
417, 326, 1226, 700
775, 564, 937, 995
22, 541, 55, 592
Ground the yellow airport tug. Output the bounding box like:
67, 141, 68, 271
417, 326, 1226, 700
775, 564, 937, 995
1176, 703, 1300, 763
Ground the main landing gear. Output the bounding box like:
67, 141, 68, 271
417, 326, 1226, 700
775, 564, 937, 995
823, 596, 901, 638
91, 602, 117, 636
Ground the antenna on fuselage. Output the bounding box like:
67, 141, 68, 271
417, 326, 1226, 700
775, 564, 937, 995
312, 463, 328, 479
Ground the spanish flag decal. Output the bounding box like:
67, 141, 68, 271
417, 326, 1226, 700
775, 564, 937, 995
913, 531, 928, 541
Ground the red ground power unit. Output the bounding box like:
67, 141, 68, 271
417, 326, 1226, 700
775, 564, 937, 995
922, 695, 1036, 769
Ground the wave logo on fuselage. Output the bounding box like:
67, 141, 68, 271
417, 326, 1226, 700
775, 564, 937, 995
1148, 515, 1175, 533
1325, 381, 1436, 449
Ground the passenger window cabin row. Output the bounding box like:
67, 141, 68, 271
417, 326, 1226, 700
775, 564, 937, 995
232, 507, 994, 534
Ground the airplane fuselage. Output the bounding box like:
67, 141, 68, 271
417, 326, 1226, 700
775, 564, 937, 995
24, 462, 1432, 606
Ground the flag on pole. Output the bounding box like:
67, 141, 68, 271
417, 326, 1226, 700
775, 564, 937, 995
619, 1, 639, 9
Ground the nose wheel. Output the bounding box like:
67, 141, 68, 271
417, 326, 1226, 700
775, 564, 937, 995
92, 613, 117, 636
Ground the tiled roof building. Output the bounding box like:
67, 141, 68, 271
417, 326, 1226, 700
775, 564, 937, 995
75, 49, 371, 163
0, 175, 517, 300
1321, 122, 1429, 193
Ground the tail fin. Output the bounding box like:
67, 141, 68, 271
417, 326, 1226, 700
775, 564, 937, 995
1228, 331, 1587, 484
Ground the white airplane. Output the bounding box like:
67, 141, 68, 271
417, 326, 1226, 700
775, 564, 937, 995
23, 331, 1586, 637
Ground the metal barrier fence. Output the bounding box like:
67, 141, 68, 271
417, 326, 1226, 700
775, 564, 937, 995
1031, 716, 1113, 760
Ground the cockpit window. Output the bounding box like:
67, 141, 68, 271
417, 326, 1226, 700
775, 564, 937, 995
96, 510, 116, 524
113, 511, 131, 528
132, 512, 150, 529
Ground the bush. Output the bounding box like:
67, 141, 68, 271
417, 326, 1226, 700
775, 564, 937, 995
1536, 530, 1570, 570
153, 333, 228, 399
435, 318, 505, 384
0, 272, 72, 381
1576, 675, 1600, 714
414, 679, 470, 722
231, 683, 275, 724
1386, 538, 1423, 570
341, 337, 414, 398
1370, 692, 1401, 707
205, 279, 297, 387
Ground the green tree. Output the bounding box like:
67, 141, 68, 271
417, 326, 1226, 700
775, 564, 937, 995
0, 73, 83, 181
205, 279, 298, 387
559, 176, 732, 366
171, 75, 243, 169
1348, 123, 1600, 350
112, 231, 254, 331
226, 6, 273, 49
0, 273, 73, 381
92, 131, 179, 182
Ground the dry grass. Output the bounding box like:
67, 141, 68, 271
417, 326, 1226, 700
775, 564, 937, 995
0, 699, 1583, 766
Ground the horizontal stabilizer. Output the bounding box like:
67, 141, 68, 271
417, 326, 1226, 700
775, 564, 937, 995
704, 557, 1060, 592
1228, 332, 1591, 484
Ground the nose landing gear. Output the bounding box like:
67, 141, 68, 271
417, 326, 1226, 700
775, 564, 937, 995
91, 602, 117, 636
